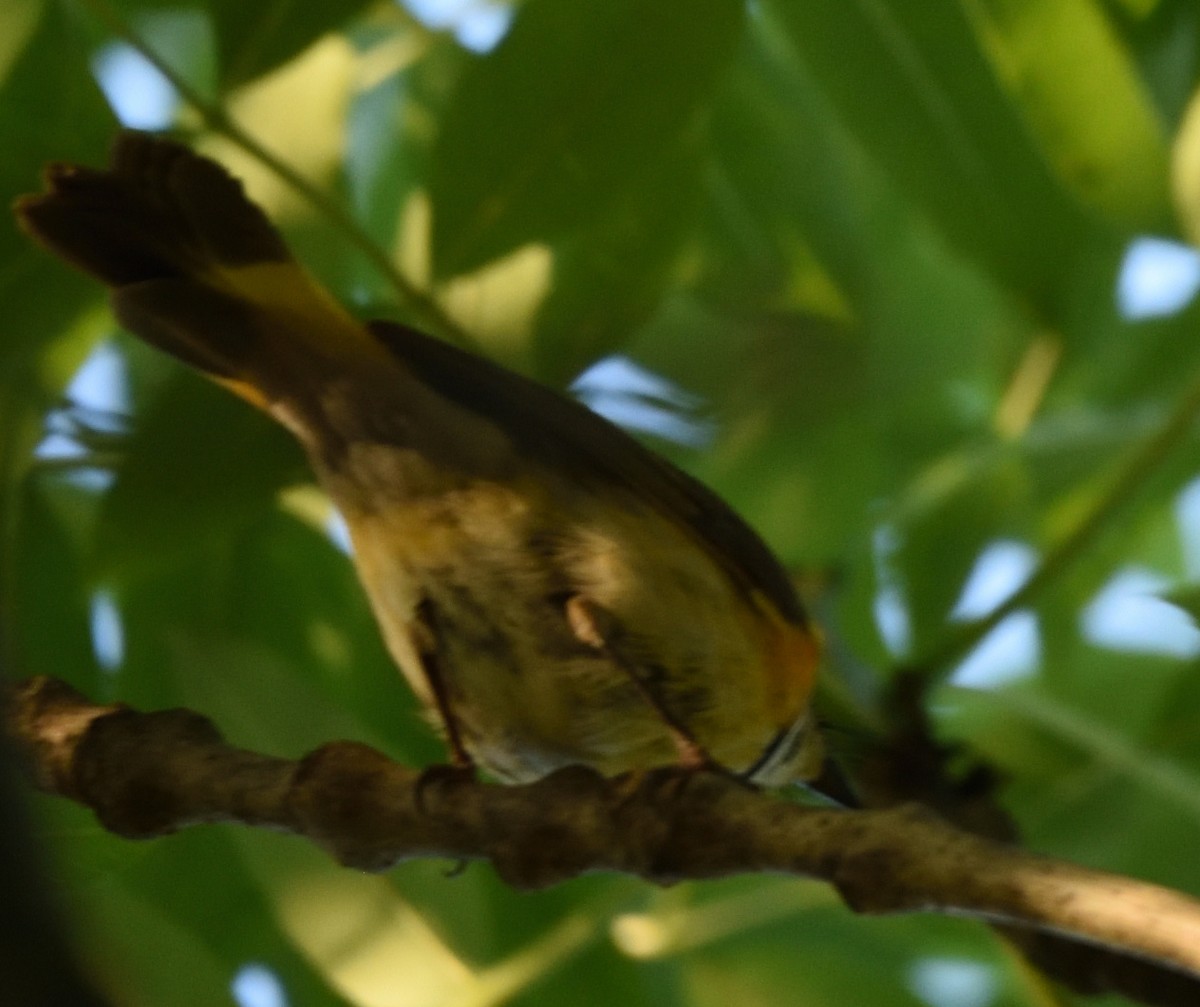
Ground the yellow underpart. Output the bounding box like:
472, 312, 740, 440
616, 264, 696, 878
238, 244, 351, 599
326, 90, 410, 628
206, 260, 383, 361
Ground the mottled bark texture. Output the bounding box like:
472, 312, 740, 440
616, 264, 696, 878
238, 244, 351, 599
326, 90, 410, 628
8, 676, 1200, 1006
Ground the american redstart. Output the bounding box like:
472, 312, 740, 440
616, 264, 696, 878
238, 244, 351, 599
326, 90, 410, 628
15, 132, 824, 786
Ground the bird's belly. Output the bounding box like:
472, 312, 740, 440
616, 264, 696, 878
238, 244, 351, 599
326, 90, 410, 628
337, 475, 815, 783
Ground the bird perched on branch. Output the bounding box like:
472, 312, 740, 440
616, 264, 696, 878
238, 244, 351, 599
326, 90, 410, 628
16, 131, 824, 787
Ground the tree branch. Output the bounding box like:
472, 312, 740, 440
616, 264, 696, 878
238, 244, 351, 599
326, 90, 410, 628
9, 676, 1200, 1002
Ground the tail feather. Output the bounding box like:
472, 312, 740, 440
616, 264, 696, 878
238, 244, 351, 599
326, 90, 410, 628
16, 131, 290, 288
110, 278, 261, 382
14, 131, 370, 410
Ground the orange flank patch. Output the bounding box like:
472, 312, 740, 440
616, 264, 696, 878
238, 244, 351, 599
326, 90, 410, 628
749, 590, 822, 727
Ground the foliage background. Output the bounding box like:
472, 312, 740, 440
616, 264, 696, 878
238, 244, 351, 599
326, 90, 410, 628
4, 0, 1200, 1004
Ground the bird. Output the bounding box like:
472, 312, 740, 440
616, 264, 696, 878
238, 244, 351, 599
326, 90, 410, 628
15, 131, 825, 787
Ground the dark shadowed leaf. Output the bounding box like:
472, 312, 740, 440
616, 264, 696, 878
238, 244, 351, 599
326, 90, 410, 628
209, 0, 377, 88
532, 134, 705, 382
429, 0, 744, 278
1163, 583, 1200, 626
94, 368, 305, 578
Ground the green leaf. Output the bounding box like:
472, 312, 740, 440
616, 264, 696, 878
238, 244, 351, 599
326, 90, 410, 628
40, 803, 355, 1007
971, 0, 1172, 230
763, 0, 1099, 309
93, 367, 304, 579
0, 0, 114, 361
947, 682, 1200, 830
705, 20, 886, 310
9, 477, 100, 688
531, 134, 705, 382
209, 0, 376, 88
430, 0, 744, 279
1162, 583, 1200, 626
1172, 81, 1200, 243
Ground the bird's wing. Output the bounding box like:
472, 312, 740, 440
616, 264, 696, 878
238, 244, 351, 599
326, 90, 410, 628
367, 320, 807, 625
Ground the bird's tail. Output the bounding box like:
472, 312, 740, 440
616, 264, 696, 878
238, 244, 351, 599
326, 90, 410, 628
14, 131, 376, 413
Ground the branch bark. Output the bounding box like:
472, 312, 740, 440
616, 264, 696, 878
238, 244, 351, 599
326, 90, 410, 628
9, 676, 1200, 1002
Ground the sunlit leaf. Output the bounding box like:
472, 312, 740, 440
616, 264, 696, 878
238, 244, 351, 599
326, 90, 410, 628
971, 0, 1172, 230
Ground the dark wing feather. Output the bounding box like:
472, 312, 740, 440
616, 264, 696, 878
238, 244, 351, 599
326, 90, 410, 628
368, 320, 806, 624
